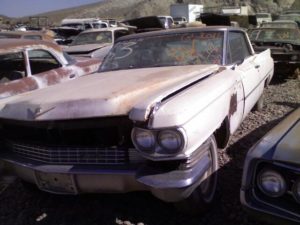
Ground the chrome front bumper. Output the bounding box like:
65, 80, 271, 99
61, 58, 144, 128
0, 152, 211, 202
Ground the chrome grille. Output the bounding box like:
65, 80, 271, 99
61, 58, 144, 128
7, 141, 143, 165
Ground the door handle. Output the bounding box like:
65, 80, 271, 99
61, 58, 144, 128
255, 65, 260, 69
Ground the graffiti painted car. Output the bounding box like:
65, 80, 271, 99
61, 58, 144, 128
0, 27, 273, 214
241, 108, 300, 224
0, 39, 101, 98
248, 27, 300, 78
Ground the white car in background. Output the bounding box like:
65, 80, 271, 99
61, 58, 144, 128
64, 27, 130, 59
256, 13, 272, 26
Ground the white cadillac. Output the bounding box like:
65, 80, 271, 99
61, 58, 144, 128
0, 26, 273, 214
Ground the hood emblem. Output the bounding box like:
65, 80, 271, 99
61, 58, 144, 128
27, 106, 56, 119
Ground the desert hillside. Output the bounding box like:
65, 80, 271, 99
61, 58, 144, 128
8, 0, 300, 25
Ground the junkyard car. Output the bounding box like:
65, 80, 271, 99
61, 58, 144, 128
0, 27, 273, 213
248, 27, 300, 77
0, 39, 101, 98
64, 27, 130, 59
241, 108, 300, 224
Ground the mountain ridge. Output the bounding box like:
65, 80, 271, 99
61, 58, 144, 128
4, 0, 299, 25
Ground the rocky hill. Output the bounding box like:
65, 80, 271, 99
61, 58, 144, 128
14, 0, 299, 25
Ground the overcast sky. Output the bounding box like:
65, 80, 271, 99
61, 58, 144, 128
0, 0, 102, 17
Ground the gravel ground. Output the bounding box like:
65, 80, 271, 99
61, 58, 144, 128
0, 77, 299, 225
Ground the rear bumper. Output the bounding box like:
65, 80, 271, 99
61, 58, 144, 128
0, 152, 210, 202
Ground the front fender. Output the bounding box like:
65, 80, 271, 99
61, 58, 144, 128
150, 69, 241, 156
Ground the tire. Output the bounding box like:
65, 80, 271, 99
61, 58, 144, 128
253, 93, 264, 112
174, 135, 219, 215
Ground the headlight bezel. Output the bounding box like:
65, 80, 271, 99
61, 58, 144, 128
257, 168, 287, 198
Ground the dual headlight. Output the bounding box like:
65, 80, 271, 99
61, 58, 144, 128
132, 127, 184, 155
257, 168, 300, 203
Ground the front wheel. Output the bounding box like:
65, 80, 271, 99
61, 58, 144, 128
174, 135, 219, 215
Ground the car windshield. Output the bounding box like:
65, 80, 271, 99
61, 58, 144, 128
71, 31, 112, 45
248, 28, 300, 42
100, 31, 224, 72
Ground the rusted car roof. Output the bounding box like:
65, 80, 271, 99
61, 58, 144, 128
0, 31, 54, 42
0, 38, 101, 98
0, 38, 62, 53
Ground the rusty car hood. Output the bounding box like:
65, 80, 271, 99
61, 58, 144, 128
66, 43, 111, 53
0, 65, 218, 121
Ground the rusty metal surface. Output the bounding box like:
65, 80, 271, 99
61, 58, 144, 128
0, 39, 101, 99
0, 31, 54, 42
0, 65, 218, 121
0, 39, 62, 53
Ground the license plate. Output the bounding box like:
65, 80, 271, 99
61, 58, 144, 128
35, 171, 77, 194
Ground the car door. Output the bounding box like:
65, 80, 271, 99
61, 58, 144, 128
227, 31, 261, 119
0, 50, 31, 98
27, 49, 78, 86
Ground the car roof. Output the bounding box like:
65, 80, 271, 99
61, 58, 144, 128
116, 26, 243, 41
0, 38, 62, 53
80, 27, 128, 34
0, 30, 48, 36
0, 30, 54, 41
